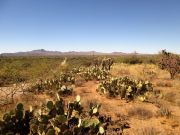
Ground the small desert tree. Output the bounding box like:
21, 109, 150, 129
159, 50, 180, 79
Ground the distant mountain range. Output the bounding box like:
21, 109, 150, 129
0, 49, 141, 56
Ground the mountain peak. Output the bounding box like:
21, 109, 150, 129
32, 49, 47, 52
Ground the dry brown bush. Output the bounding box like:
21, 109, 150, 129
156, 104, 172, 118
128, 106, 153, 120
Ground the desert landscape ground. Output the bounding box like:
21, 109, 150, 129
0, 51, 179, 135
1, 0, 180, 134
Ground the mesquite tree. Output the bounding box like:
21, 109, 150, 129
159, 50, 180, 79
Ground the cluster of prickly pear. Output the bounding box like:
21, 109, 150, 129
29, 73, 75, 95
57, 72, 75, 84
1, 96, 124, 134
97, 76, 153, 101
81, 67, 110, 81
0, 103, 33, 134
70, 67, 85, 74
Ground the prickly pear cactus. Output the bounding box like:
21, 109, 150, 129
97, 76, 153, 101
0, 95, 126, 135
81, 67, 110, 81
0, 103, 33, 134
30, 72, 75, 94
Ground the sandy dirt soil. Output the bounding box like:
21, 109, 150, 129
71, 81, 180, 135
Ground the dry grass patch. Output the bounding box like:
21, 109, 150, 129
170, 119, 179, 129
176, 100, 180, 107
140, 64, 158, 80
128, 106, 153, 120
157, 104, 172, 118
117, 68, 130, 76
112, 63, 165, 80
133, 127, 159, 135
156, 81, 173, 87
164, 92, 176, 103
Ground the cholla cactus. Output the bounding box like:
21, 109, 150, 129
91, 57, 114, 71
92, 58, 102, 68
101, 58, 114, 71
159, 50, 180, 79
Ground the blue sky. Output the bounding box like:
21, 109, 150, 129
0, 0, 180, 54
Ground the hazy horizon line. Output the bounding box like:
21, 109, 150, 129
1, 48, 179, 55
